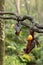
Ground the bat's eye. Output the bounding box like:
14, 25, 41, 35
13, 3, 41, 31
27, 35, 33, 41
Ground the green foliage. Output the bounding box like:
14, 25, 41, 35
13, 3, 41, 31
5, 55, 26, 65
4, 0, 43, 65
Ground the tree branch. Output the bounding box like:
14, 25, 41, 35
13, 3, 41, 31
0, 16, 17, 20
0, 11, 19, 17
35, 23, 43, 29
0, 12, 43, 32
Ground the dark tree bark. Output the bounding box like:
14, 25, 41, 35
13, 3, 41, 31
0, 0, 5, 65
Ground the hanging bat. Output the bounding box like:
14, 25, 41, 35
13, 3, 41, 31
24, 29, 40, 54
15, 22, 22, 36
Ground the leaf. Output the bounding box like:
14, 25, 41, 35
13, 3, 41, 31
7, 46, 16, 50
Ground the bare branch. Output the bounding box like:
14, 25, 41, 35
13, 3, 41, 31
33, 27, 43, 33
35, 23, 43, 29
0, 16, 17, 20
0, 12, 43, 31
0, 11, 19, 17
21, 22, 43, 33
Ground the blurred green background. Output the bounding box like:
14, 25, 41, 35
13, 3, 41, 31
4, 0, 43, 65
